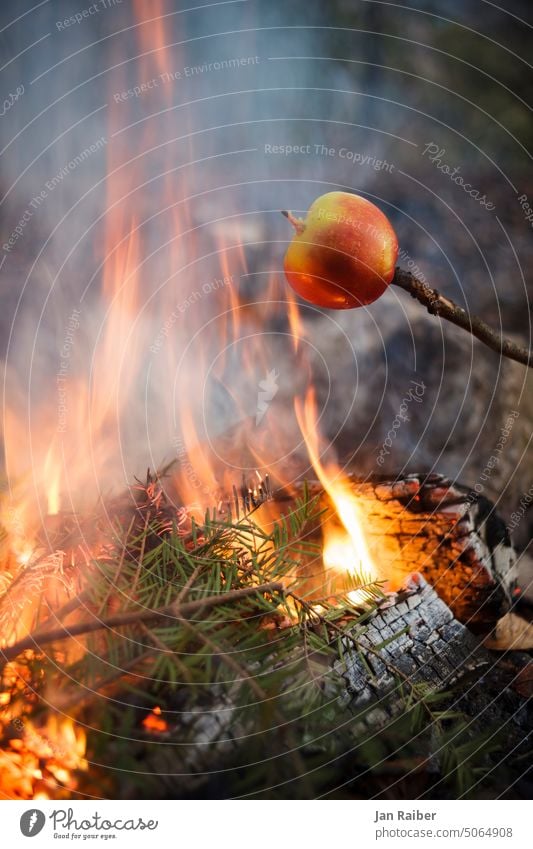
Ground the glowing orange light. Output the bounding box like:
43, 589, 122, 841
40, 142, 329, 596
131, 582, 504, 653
295, 388, 381, 603
142, 706, 168, 734
0, 716, 87, 799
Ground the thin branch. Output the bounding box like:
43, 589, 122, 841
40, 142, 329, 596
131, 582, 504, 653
392, 267, 533, 368
0, 581, 284, 666
38, 588, 92, 633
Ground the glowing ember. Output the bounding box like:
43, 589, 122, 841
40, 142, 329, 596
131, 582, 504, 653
142, 706, 168, 734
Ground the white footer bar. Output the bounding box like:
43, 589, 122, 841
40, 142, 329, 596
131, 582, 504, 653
2, 799, 529, 848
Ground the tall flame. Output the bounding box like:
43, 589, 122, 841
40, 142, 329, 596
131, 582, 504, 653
295, 387, 381, 602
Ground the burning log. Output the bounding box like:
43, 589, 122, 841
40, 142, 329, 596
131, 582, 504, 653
132, 574, 531, 795
281, 473, 518, 633
332, 573, 531, 767
338, 573, 483, 713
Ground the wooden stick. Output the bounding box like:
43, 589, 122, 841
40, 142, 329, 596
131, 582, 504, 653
392, 267, 533, 368
0, 581, 284, 666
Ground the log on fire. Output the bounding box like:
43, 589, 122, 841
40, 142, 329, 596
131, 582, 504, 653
339, 573, 479, 716
282, 473, 519, 633
339, 572, 531, 744
150, 574, 531, 787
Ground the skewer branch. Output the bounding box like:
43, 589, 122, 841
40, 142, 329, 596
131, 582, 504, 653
392, 267, 533, 368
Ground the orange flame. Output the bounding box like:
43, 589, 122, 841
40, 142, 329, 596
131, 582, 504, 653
142, 705, 168, 734
295, 388, 382, 603
0, 715, 87, 800
287, 289, 303, 354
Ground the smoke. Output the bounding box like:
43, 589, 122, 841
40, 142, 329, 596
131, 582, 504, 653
0, 0, 397, 499
0, 0, 531, 520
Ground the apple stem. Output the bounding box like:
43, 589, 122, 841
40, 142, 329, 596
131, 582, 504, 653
281, 210, 305, 235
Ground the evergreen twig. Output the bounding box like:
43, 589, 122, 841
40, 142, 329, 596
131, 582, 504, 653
0, 582, 284, 666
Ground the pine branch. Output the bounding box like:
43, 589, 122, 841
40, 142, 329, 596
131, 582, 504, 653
393, 267, 533, 368
0, 581, 284, 666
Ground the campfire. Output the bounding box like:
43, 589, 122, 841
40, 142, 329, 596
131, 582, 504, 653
0, 144, 526, 798
0, 404, 521, 799
1, 2, 530, 803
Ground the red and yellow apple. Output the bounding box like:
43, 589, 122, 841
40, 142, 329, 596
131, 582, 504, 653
283, 191, 398, 309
